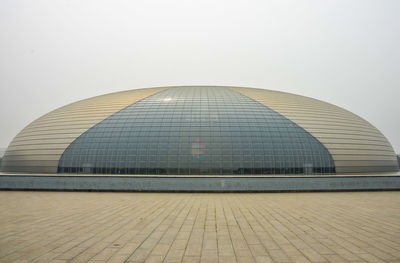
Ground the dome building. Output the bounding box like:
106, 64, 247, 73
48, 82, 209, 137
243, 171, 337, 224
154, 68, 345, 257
2, 86, 398, 177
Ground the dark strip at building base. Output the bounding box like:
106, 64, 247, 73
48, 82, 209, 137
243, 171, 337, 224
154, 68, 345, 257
0, 175, 399, 192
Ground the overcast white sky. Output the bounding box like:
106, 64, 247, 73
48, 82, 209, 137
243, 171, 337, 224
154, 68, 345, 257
0, 0, 399, 153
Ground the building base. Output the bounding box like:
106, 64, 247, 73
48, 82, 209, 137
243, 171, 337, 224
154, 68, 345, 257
0, 174, 400, 192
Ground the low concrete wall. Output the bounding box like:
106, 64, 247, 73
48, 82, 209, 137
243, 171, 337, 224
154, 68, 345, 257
0, 175, 400, 192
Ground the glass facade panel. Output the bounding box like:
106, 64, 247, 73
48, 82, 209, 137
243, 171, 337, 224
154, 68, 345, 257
58, 87, 336, 175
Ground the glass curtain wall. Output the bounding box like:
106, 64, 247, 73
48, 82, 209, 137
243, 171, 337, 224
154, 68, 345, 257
58, 87, 336, 175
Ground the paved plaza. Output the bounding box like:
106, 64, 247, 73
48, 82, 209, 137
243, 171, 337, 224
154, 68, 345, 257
0, 191, 399, 263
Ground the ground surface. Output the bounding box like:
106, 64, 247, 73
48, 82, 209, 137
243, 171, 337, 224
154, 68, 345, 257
0, 192, 399, 263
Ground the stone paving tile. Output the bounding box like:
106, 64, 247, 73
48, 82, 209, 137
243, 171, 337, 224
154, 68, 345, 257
0, 191, 399, 263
